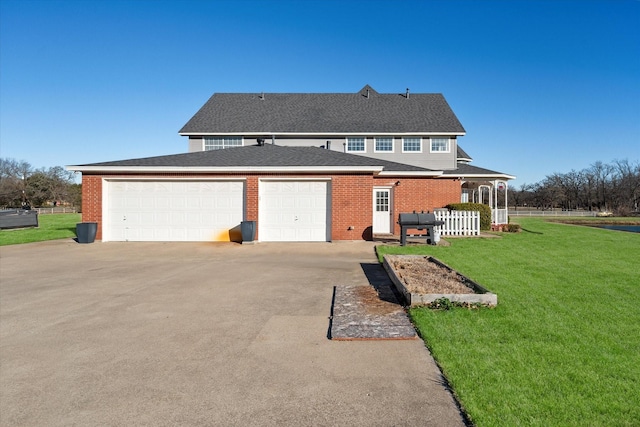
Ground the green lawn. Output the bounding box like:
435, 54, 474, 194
377, 218, 639, 427
0, 213, 81, 246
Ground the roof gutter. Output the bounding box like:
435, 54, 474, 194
179, 131, 466, 137
66, 165, 386, 174
377, 171, 443, 177
450, 173, 517, 180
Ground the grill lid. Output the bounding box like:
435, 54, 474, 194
398, 211, 437, 225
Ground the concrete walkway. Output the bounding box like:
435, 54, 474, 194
1, 240, 466, 426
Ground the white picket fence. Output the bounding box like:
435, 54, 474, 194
434, 210, 480, 236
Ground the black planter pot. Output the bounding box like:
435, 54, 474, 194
76, 222, 98, 244
240, 221, 256, 242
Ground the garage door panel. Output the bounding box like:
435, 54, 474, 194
260, 181, 329, 242
106, 180, 244, 242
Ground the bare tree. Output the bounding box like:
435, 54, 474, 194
611, 159, 640, 214
1, 158, 78, 208
0, 158, 32, 208
589, 161, 613, 211
512, 159, 639, 215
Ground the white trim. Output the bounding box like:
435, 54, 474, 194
67, 165, 385, 173
259, 177, 332, 182
373, 136, 394, 153
180, 131, 466, 137
454, 173, 516, 180
103, 177, 247, 182
401, 137, 422, 153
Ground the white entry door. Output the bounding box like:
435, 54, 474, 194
373, 188, 392, 234
259, 180, 330, 242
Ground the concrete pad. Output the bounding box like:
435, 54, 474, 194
0, 239, 466, 426
330, 285, 417, 340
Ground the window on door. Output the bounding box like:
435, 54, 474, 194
375, 190, 389, 212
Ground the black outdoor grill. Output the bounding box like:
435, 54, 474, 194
397, 211, 445, 246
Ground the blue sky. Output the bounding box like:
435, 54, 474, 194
1, 0, 638, 187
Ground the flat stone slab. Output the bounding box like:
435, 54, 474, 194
330, 285, 417, 340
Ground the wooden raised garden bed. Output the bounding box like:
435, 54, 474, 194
383, 255, 497, 307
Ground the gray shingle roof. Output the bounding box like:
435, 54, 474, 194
74, 144, 433, 172
179, 85, 465, 134
443, 162, 515, 179
456, 145, 472, 162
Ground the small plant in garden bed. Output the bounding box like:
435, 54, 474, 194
383, 255, 498, 307
425, 297, 487, 310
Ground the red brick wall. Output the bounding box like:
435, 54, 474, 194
245, 176, 259, 239
331, 174, 374, 240
80, 173, 460, 241
373, 177, 461, 235
82, 175, 103, 239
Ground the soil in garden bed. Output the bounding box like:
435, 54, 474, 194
386, 255, 474, 294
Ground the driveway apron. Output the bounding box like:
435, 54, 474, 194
0, 240, 465, 426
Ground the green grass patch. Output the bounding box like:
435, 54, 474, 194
377, 218, 640, 426
0, 213, 81, 246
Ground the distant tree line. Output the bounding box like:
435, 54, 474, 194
0, 158, 81, 210
510, 159, 640, 215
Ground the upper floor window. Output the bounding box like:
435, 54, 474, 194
402, 137, 422, 153
374, 137, 393, 153
204, 136, 243, 150
346, 137, 366, 152
430, 137, 450, 153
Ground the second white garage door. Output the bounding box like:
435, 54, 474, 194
259, 180, 330, 242
105, 180, 244, 242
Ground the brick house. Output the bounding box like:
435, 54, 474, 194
68, 86, 513, 242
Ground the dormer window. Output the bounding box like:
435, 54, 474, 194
204, 136, 243, 150
430, 137, 450, 153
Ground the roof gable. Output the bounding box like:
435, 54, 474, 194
179, 86, 465, 135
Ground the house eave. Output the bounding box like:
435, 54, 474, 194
377, 171, 443, 177
66, 165, 386, 174
455, 173, 516, 180
179, 131, 466, 137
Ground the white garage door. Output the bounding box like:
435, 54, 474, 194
105, 180, 244, 242
259, 180, 330, 242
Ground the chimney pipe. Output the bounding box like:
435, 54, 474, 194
406, 88, 410, 99
366, 89, 370, 99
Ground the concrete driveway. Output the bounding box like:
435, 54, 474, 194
1, 240, 465, 426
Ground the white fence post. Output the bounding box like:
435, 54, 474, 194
434, 210, 480, 236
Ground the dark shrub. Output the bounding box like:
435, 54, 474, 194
503, 223, 521, 232
445, 203, 492, 231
